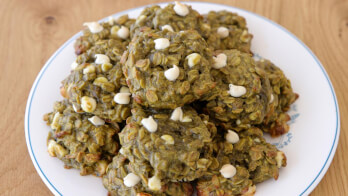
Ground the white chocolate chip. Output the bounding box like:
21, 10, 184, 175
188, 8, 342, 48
212, 53, 227, 69
161, 135, 175, 145
119, 86, 130, 93
164, 65, 180, 81
173, 1, 189, 16
95, 54, 110, 64
220, 164, 237, 178
117, 26, 130, 39
50, 112, 62, 130
269, 94, 274, 103
154, 38, 170, 50
81, 96, 97, 113
141, 116, 158, 133
83, 65, 96, 74
186, 53, 201, 68
226, 130, 239, 144
170, 107, 192, 122
83, 22, 103, 33
71, 61, 78, 70
114, 93, 131, 104
276, 151, 286, 168
217, 27, 229, 38
181, 116, 192, 122
161, 24, 174, 32
148, 176, 161, 191
254, 138, 261, 143
88, 116, 105, 126
123, 173, 141, 187
228, 84, 247, 97
170, 107, 183, 121
108, 16, 114, 25
119, 148, 125, 155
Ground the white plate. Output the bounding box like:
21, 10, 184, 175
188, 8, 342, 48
25, 2, 340, 196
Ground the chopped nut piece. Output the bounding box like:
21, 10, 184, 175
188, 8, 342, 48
88, 116, 105, 126
47, 140, 68, 158
50, 112, 62, 130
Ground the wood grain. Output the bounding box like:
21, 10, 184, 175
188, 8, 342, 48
0, 0, 347, 195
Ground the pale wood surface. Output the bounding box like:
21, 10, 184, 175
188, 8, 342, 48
0, 0, 347, 195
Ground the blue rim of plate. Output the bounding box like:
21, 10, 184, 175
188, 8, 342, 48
24, 2, 340, 196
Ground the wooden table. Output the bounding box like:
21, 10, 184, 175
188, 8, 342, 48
0, 0, 347, 195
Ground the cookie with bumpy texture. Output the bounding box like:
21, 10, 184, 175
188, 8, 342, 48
152, 3, 202, 32
123, 28, 215, 109
195, 115, 255, 196
130, 5, 161, 36
231, 127, 287, 183
196, 116, 286, 195
202, 49, 272, 126
197, 168, 256, 196
255, 59, 299, 136
119, 104, 213, 182
76, 39, 128, 65
74, 15, 135, 55
203, 10, 253, 53
130, 3, 206, 35
103, 154, 194, 196
62, 57, 131, 123
43, 100, 119, 176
